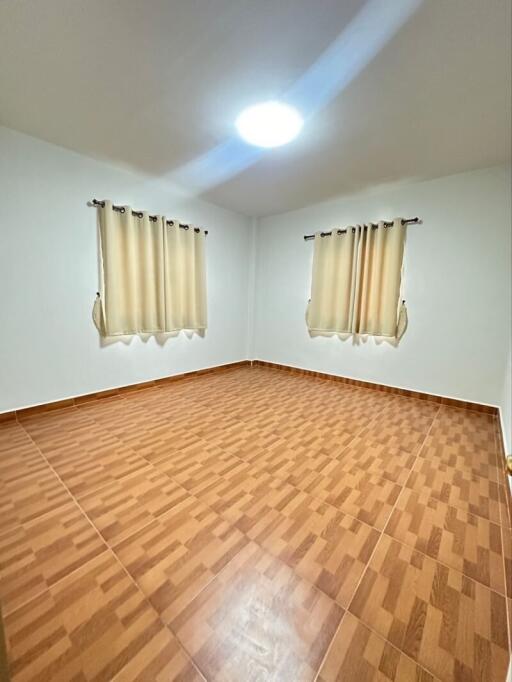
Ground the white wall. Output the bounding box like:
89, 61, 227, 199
1, 126, 510, 418
0, 126, 252, 413
253, 165, 512, 408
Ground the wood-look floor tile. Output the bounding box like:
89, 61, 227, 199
77, 465, 191, 546
113, 496, 248, 624
50, 448, 148, 497
170, 541, 344, 682
114, 630, 204, 682
336, 436, 416, 485
19, 408, 101, 454
356, 401, 436, 455
385, 488, 505, 593
4, 552, 199, 682
187, 411, 252, 442
318, 613, 436, 682
157, 449, 250, 497
234, 437, 302, 469
274, 424, 357, 458
0, 502, 106, 615
349, 535, 509, 681
81, 395, 206, 463
356, 420, 429, 455
419, 436, 499, 481
207, 422, 289, 462
0, 422, 73, 534
407, 458, 502, 523
21, 409, 149, 496
0, 422, 49, 483
0, 466, 72, 536
192, 465, 295, 532
254, 448, 335, 482
247, 489, 380, 607
381, 396, 440, 417
429, 406, 496, 450
285, 463, 401, 530
1, 368, 510, 678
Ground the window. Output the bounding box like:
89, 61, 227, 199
307, 219, 407, 339
93, 201, 207, 336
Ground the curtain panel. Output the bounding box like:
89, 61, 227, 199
307, 218, 407, 339
93, 201, 207, 336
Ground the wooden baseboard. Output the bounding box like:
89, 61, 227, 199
1, 361, 251, 422
495, 420, 512, 528
0, 357, 499, 422
251, 360, 498, 415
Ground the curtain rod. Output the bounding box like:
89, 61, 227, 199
89, 199, 208, 235
303, 217, 421, 241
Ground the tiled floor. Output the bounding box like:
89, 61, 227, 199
1, 366, 511, 681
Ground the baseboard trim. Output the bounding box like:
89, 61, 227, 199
251, 359, 498, 415
0, 357, 500, 421
495, 409, 512, 528
0, 360, 251, 422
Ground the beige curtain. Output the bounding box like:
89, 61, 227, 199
307, 218, 407, 338
163, 220, 207, 332
93, 201, 207, 336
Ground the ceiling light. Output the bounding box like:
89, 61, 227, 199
235, 101, 303, 148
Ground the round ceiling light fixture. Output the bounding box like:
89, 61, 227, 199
235, 101, 303, 148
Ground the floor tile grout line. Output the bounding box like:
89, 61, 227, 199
313, 404, 443, 682
0, 425, 417, 545
4, 379, 502, 679
13, 402, 507, 612
16, 419, 209, 682
311, 610, 348, 682
11, 401, 503, 604
236, 438, 508, 529
71, 408, 244, 680
129, 402, 415, 682
318, 612, 445, 682
1, 547, 114, 619
191, 400, 508, 530
12, 418, 225, 626
382, 532, 508, 597
12, 386, 470, 546
110, 397, 421, 545
16, 399, 466, 613
338, 403, 510, 677
0, 460, 191, 545
4, 417, 405, 617
1, 423, 118, 616
105, 540, 209, 682
311, 406, 442, 680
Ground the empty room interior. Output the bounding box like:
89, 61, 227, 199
1, 1, 512, 681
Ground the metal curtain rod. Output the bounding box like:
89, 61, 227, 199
303, 217, 421, 241
89, 199, 208, 235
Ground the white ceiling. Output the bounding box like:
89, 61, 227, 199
0, 0, 510, 217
